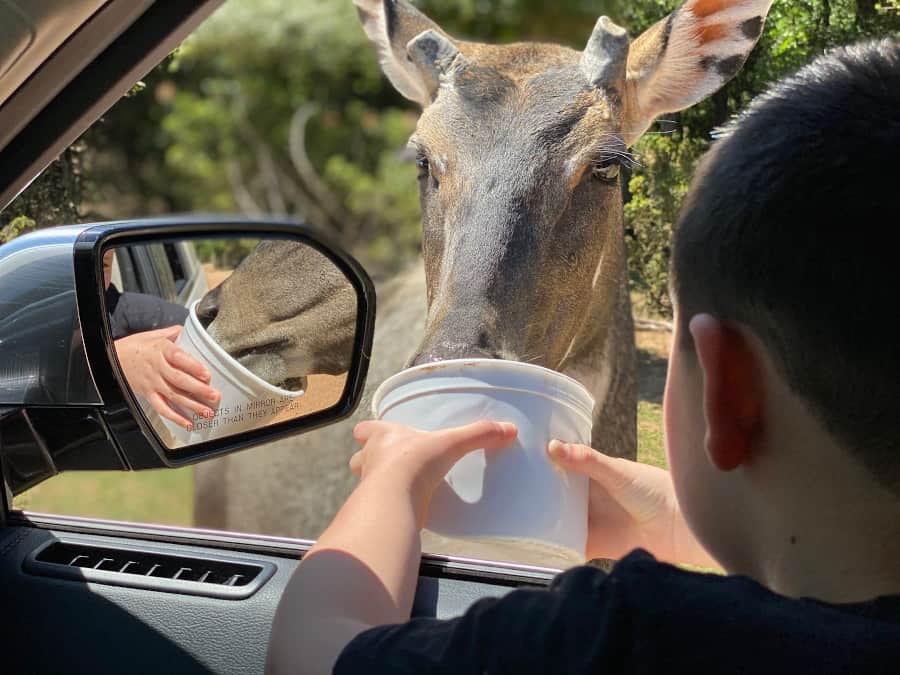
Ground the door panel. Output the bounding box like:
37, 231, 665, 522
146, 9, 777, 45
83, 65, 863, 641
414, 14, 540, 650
1, 524, 535, 674
2, 526, 284, 674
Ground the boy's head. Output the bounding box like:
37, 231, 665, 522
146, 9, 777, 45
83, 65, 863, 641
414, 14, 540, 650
663, 38, 900, 567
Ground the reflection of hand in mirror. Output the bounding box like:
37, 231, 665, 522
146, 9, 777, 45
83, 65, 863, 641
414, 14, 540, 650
114, 325, 221, 431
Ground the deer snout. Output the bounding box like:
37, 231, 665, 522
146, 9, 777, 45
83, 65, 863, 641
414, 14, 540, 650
412, 303, 509, 366
196, 286, 220, 328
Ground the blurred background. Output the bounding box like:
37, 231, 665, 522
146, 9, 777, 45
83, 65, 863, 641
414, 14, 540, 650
4, 0, 897, 315
7, 0, 899, 526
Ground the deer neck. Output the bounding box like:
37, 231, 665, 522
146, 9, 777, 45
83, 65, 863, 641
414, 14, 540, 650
558, 217, 630, 413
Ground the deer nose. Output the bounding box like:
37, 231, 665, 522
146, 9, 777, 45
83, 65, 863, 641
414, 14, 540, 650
196, 287, 220, 328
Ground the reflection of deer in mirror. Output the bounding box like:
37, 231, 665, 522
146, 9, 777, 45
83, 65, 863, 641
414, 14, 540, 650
194, 0, 772, 536
196, 240, 356, 390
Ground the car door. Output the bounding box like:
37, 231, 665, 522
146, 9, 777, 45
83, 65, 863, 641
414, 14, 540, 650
0, 3, 550, 674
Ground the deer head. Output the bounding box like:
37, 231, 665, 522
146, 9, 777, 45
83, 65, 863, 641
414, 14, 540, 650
197, 240, 357, 388
356, 0, 773, 369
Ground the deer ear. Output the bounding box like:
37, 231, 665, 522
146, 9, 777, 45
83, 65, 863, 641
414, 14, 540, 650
354, 0, 456, 107
623, 0, 774, 144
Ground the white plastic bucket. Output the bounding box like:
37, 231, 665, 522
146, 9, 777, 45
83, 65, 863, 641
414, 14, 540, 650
154, 300, 306, 446
372, 359, 594, 568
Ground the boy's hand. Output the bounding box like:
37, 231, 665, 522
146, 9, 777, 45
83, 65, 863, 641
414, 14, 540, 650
548, 441, 693, 564
351, 420, 518, 526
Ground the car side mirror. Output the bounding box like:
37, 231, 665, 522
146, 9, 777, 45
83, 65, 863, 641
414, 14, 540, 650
0, 217, 375, 494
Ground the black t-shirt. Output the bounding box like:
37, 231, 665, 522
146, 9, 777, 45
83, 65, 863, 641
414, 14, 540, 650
335, 550, 900, 674
106, 285, 189, 340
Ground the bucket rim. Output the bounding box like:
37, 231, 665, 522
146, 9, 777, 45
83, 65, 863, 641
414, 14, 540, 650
184, 299, 305, 399
372, 358, 594, 419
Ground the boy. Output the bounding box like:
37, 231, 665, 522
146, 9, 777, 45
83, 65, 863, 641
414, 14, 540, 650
268, 38, 900, 674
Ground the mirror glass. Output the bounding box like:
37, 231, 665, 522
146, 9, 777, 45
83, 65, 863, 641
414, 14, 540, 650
102, 236, 357, 450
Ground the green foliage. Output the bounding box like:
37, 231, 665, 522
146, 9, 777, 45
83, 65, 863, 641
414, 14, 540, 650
625, 131, 706, 316
0, 215, 37, 244
194, 238, 260, 268
624, 0, 899, 315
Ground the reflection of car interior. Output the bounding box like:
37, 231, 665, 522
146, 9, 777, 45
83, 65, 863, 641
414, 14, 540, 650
111, 241, 207, 307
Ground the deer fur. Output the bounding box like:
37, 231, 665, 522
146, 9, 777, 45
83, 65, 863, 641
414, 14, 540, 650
195, 0, 773, 539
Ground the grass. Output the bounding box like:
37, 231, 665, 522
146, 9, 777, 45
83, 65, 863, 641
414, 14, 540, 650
13, 467, 194, 526
13, 330, 671, 529
637, 400, 667, 469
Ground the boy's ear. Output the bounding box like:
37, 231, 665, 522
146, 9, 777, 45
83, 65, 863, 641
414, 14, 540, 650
354, 0, 460, 107
689, 314, 764, 472
623, 0, 774, 145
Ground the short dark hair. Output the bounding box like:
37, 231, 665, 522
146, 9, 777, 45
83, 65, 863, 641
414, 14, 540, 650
672, 38, 900, 491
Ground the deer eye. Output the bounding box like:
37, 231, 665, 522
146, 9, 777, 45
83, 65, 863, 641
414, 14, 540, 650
416, 155, 431, 180
592, 160, 620, 183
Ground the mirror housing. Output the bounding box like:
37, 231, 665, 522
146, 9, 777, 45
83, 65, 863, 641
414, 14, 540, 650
0, 216, 375, 494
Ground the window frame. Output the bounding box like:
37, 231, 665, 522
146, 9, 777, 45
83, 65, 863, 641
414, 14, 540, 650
0, 0, 566, 583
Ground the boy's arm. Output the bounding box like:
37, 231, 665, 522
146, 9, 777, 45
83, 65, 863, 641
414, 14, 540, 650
266, 421, 517, 675
267, 474, 422, 675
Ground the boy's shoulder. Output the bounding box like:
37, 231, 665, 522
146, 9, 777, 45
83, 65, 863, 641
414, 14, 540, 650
337, 549, 900, 675
595, 549, 900, 627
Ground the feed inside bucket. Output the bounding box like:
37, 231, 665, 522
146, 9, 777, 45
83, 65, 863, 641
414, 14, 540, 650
373, 359, 594, 568
154, 300, 305, 446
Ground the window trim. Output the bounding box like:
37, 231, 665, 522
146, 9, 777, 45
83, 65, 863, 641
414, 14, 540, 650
9, 510, 559, 586
0, 0, 225, 212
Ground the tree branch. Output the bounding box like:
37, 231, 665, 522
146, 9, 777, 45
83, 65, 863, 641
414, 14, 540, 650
288, 104, 359, 233
224, 159, 265, 217
254, 141, 288, 215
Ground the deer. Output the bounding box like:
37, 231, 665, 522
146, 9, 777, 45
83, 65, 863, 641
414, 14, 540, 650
194, 239, 357, 389
193, 0, 773, 540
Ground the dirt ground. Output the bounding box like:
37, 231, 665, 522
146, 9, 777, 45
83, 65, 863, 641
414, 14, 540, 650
270, 373, 347, 423
204, 263, 231, 290
636, 328, 671, 405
